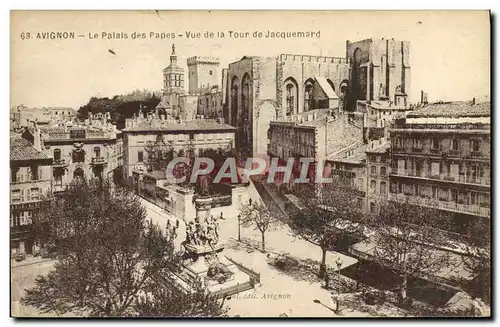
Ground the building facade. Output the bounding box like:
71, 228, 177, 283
365, 141, 391, 213
346, 38, 411, 109
197, 86, 223, 119
39, 118, 122, 192
10, 136, 52, 255
388, 101, 491, 231
122, 114, 236, 179
227, 54, 350, 156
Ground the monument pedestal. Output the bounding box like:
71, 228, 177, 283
172, 194, 255, 296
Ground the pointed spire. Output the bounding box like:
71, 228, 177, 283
172, 44, 175, 55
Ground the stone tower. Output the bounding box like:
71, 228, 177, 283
187, 56, 220, 94
163, 44, 185, 94
346, 38, 411, 109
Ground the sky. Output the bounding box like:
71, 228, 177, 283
10, 10, 490, 109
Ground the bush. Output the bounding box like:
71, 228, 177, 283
364, 292, 376, 305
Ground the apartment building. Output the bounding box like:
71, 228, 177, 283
388, 101, 490, 231
10, 136, 52, 255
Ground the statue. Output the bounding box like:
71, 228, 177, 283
196, 174, 211, 196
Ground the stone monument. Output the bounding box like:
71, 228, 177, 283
178, 195, 253, 294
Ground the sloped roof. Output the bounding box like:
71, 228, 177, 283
366, 142, 391, 154
10, 137, 49, 161
407, 101, 491, 118
315, 76, 338, 99
327, 142, 367, 164
123, 119, 236, 132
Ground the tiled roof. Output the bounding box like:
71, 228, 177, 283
407, 101, 491, 118
327, 143, 367, 164
10, 137, 49, 161
122, 119, 237, 132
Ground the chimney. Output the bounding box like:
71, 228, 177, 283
31, 121, 42, 152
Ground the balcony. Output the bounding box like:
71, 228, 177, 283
91, 157, 107, 165
389, 193, 490, 218
470, 151, 483, 158
430, 148, 440, 154
390, 170, 490, 187
411, 147, 423, 153
52, 158, 68, 167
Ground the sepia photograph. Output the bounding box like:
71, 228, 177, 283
9, 10, 491, 318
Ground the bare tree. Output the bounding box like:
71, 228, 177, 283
289, 180, 365, 278
369, 199, 455, 304
238, 201, 280, 252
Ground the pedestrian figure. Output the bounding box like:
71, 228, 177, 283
176, 219, 179, 228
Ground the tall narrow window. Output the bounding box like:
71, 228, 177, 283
470, 139, 480, 152
304, 80, 314, 111
286, 84, 295, 115
53, 149, 61, 161
380, 181, 387, 194
94, 147, 101, 158
138, 150, 144, 163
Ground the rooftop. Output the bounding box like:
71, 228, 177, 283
327, 142, 367, 164
366, 142, 391, 154
407, 101, 491, 118
123, 119, 237, 133
10, 137, 50, 161
144, 170, 167, 180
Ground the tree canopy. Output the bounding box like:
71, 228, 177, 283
22, 179, 227, 317
77, 89, 161, 129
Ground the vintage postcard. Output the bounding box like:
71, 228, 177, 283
10, 10, 491, 318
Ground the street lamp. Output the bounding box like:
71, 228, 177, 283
335, 256, 343, 313
237, 214, 241, 242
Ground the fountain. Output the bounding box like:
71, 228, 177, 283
174, 195, 257, 295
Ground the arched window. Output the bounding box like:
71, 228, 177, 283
284, 77, 298, 115
230, 76, 239, 126
94, 147, 101, 158
339, 80, 349, 110
73, 167, 85, 181
380, 166, 387, 176
241, 73, 251, 124
370, 180, 376, 192
304, 79, 314, 111
53, 149, 61, 161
